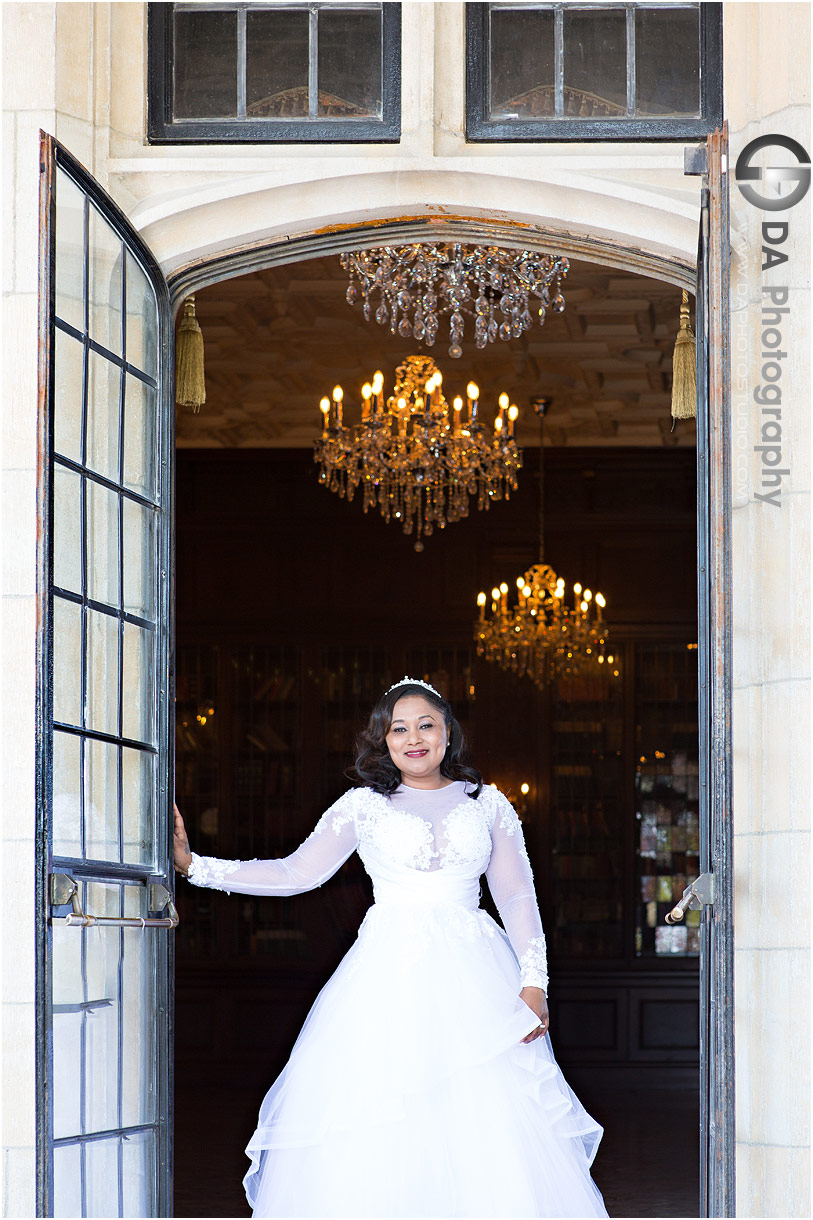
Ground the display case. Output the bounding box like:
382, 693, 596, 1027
549, 659, 626, 961
634, 643, 700, 957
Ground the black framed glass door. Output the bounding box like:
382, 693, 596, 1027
37, 136, 174, 1217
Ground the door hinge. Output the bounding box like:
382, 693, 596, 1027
684, 145, 708, 177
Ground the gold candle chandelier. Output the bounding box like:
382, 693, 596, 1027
313, 354, 522, 550
475, 400, 617, 685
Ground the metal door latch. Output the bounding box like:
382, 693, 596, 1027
49, 873, 179, 929
665, 872, 714, 924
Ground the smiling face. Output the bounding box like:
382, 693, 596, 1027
385, 694, 451, 789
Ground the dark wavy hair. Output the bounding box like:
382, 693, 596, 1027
346, 682, 483, 797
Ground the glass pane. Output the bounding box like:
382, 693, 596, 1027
55, 169, 85, 332
53, 1143, 82, 1219
53, 729, 83, 857
123, 376, 157, 502
635, 7, 701, 116
85, 738, 120, 861
89, 203, 123, 357
173, 9, 238, 118
123, 499, 156, 620
246, 9, 309, 117
52, 1009, 82, 1138
563, 8, 628, 117
122, 1129, 155, 1218
52, 922, 84, 1144
85, 1137, 119, 1216
489, 8, 554, 119
54, 328, 85, 462
122, 624, 155, 745
125, 252, 158, 380
121, 911, 156, 1126
318, 10, 381, 118
53, 596, 83, 728
54, 464, 83, 594
87, 480, 120, 608
87, 349, 121, 482
86, 608, 119, 736
122, 747, 155, 865
83, 890, 121, 1134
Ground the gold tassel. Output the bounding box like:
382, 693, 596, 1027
670, 290, 696, 422
175, 296, 206, 413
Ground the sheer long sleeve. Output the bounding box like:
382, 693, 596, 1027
485, 792, 549, 992
185, 790, 359, 897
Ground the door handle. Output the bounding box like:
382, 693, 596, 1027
665, 872, 714, 924
50, 873, 179, 929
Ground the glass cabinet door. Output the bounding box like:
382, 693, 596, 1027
41, 139, 173, 1218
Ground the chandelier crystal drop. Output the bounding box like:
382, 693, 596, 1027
474, 400, 616, 686
313, 354, 523, 550
341, 243, 569, 358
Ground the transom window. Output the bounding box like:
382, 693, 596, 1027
148, 2, 401, 143
466, 2, 722, 141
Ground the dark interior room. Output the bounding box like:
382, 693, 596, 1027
172, 254, 700, 1217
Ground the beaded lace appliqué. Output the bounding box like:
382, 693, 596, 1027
519, 935, 549, 992
440, 803, 493, 869
187, 852, 243, 891
361, 806, 438, 871
312, 789, 361, 837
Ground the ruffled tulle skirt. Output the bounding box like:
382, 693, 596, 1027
244, 899, 608, 1218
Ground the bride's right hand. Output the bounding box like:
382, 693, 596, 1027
174, 804, 193, 876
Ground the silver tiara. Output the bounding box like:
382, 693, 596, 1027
386, 675, 442, 699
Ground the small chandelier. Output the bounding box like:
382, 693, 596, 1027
475, 400, 617, 685
341, 243, 569, 358
313, 354, 522, 550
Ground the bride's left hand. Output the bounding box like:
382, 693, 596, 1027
519, 986, 549, 1043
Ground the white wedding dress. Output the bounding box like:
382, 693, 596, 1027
187, 781, 608, 1218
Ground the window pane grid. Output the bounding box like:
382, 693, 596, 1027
173, 3, 383, 122
476, 1, 713, 137
153, 0, 398, 140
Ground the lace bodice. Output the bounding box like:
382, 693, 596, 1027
187, 782, 548, 991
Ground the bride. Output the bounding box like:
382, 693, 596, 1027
174, 677, 608, 1219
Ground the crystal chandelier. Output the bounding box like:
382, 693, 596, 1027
475, 400, 617, 685
313, 354, 522, 551
341, 243, 569, 358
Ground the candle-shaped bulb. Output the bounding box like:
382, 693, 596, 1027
333, 385, 343, 402
523, 585, 532, 598
520, 783, 530, 796
320, 397, 331, 415
362, 383, 372, 399
467, 382, 479, 400
498, 392, 509, 410
397, 397, 407, 410
573, 582, 582, 595
372, 371, 384, 392
477, 592, 487, 607
494, 416, 503, 432
491, 587, 501, 602
607, 655, 614, 664
516, 576, 525, 589
499, 582, 508, 594
596, 592, 606, 608
584, 589, 592, 601
580, 600, 588, 613
507, 404, 519, 435
453, 396, 463, 410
